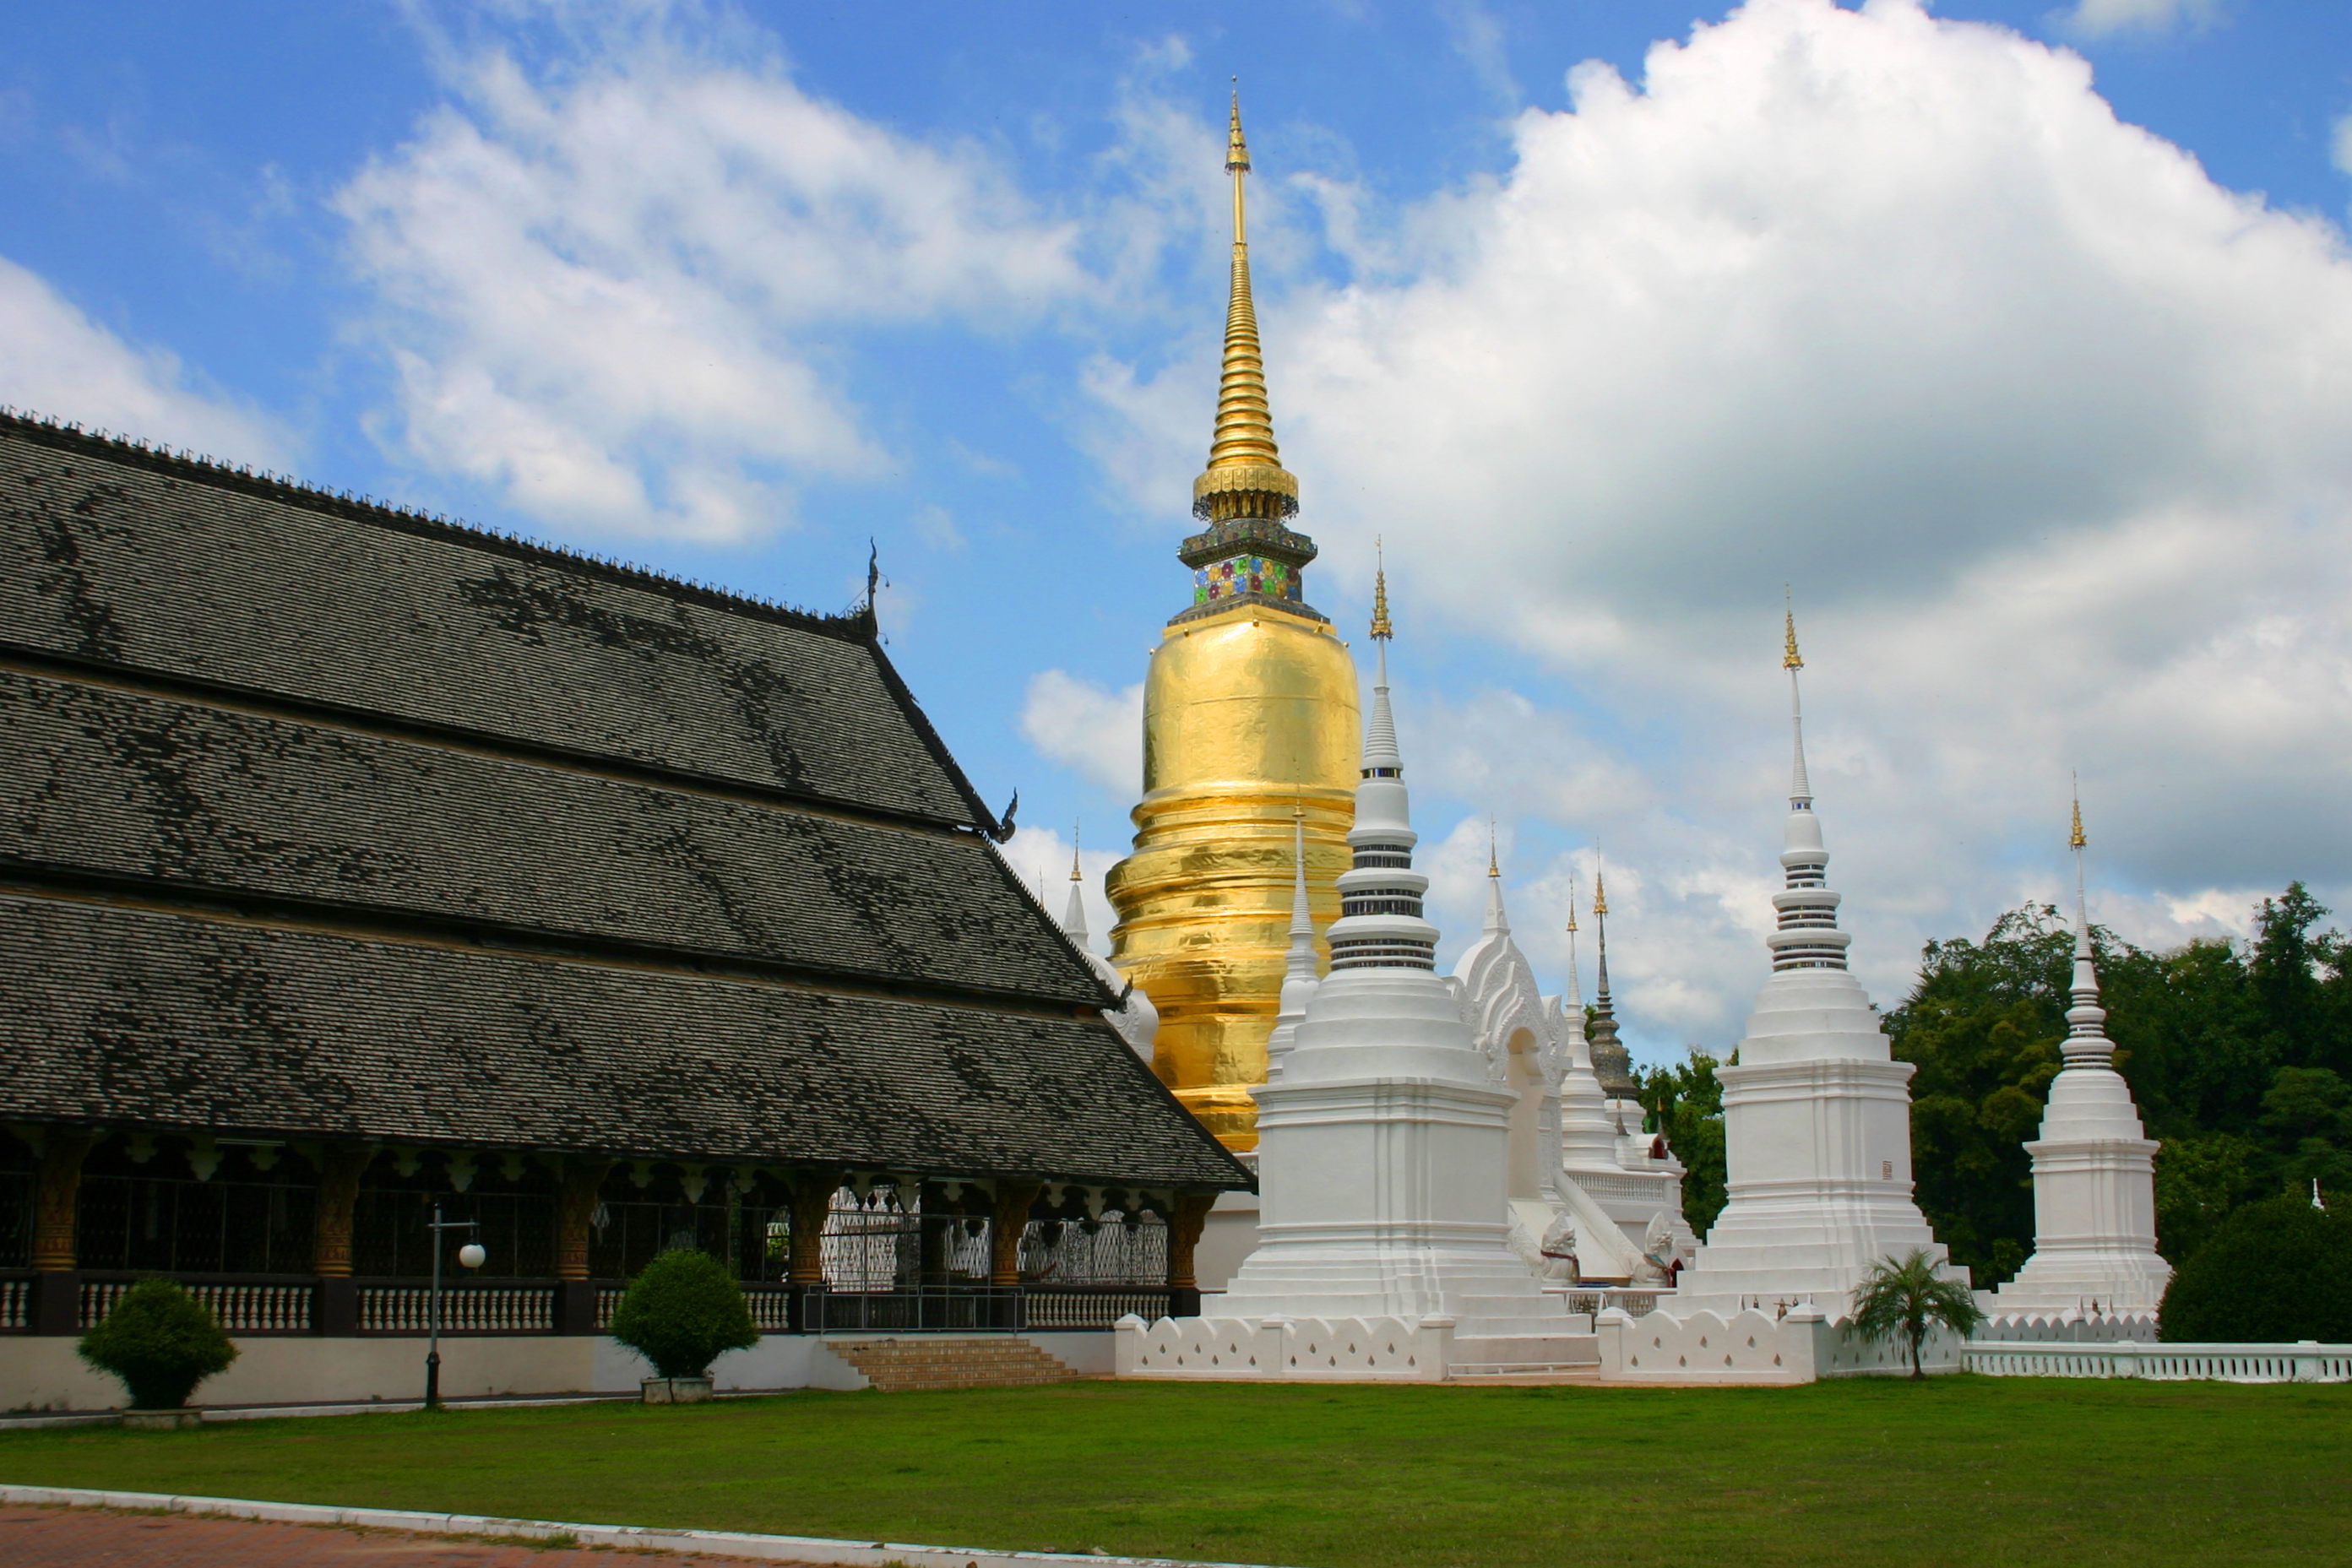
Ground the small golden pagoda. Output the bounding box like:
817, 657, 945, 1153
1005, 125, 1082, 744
1105, 90, 1362, 1152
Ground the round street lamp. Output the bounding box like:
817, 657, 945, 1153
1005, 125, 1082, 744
424, 1202, 484, 1411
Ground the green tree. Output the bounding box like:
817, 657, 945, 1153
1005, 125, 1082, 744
608, 1249, 759, 1381
1849, 1249, 1985, 1379
78, 1278, 239, 1410
2159, 1194, 2352, 1343
1638, 1050, 1726, 1234
1884, 907, 2073, 1285
2153, 1132, 2263, 1263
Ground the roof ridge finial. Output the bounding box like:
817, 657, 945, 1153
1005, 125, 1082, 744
1370, 536, 1393, 641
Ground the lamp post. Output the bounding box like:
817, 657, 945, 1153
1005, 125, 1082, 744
424, 1203, 485, 1410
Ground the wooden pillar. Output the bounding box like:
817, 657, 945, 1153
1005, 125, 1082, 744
555, 1158, 614, 1334
31, 1127, 97, 1335
783, 1173, 840, 1333
786, 1175, 838, 1287
312, 1143, 374, 1337
1168, 1192, 1216, 1317
988, 1181, 1044, 1289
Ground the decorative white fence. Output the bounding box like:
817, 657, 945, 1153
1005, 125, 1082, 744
78, 1278, 313, 1333
356, 1283, 554, 1334
1967, 1340, 2352, 1383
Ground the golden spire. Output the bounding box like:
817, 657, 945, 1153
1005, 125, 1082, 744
1192, 82, 1301, 521
1369, 537, 1393, 640
1566, 875, 1579, 934
2069, 779, 2087, 851
1784, 585, 1803, 671
1487, 818, 1500, 878
1070, 823, 1084, 882
1592, 867, 1609, 917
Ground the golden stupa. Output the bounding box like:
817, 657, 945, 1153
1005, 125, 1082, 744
1105, 90, 1362, 1152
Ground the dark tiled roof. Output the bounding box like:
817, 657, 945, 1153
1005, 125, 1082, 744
0, 896, 1239, 1188
0, 669, 1100, 1006
0, 412, 1250, 1191
0, 419, 990, 827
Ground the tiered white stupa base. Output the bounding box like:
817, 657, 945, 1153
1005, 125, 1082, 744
1669, 970, 1964, 1318
1991, 1065, 2170, 1316
1120, 970, 1592, 1381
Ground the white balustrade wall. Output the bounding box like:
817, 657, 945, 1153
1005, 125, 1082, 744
1968, 1339, 2352, 1382
356, 1284, 555, 1334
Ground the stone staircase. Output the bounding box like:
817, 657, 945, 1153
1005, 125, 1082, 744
824, 1335, 1085, 1392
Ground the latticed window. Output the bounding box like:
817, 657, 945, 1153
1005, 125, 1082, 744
78, 1174, 316, 1274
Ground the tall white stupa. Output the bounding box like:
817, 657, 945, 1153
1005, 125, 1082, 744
1991, 795, 2171, 1316
1202, 571, 1575, 1353
1671, 607, 1958, 1312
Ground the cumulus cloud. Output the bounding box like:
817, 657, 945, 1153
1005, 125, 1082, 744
1021, 670, 1145, 799
337, 6, 1084, 540
0, 257, 285, 464
2059, 0, 2224, 39
1087, 0, 2352, 1053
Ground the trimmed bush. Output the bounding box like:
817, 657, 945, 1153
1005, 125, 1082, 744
608, 1249, 759, 1380
78, 1278, 240, 1410
2159, 1194, 2352, 1343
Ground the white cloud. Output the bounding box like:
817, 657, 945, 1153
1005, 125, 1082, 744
2059, 0, 2224, 39
338, 7, 1084, 541
1086, 0, 2352, 1055
1021, 670, 1145, 800
0, 257, 286, 464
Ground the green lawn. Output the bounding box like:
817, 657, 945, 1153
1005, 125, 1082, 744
3, 1377, 2348, 1568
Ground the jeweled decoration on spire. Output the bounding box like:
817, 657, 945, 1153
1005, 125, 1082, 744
1171, 83, 1323, 627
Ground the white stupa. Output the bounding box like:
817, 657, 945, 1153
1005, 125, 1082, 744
1991, 795, 2171, 1316
1060, 844, 1160, 1056
1194, 571, 1580, 1362
1670, 608, 1958, 1313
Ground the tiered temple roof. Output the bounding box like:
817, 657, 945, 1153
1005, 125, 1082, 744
0, 411, 1247, 1193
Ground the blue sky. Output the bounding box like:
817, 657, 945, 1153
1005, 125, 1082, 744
6, 0, 2352, 1062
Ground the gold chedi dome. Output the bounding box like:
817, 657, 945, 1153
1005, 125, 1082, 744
1106, 88, 1361, 1152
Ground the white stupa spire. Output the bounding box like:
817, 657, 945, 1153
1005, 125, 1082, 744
1991, 787, 2170, 1316
1264, 806, 1323, 1080
2062, 789, 2112, 1067
1324, 551, 1435, 971
1483, 822, 1508, 935
1557, 876, 1621, 1174
1770, 605, 1850, 974
1666, 603, 1955, 1315
1061, 830, 1090, 948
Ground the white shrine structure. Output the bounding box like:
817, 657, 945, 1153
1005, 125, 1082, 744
1663, 613, 1959, 1317
1989, 799, 2171, 1316
1117, 590, 1594, 1380
1109, 597, 2175, 1383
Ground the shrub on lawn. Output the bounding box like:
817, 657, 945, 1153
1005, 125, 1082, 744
2159, 1194, 2352, 1343
609, 1249, 759, 1380
78, 1278, 239, 1410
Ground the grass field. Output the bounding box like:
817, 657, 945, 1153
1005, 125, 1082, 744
3, 1377, 2348, 1567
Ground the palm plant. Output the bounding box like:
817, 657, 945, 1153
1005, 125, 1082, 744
1849, 1248, 1984, 1379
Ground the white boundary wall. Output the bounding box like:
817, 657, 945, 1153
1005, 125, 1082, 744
1593, 1305, 1964, 1383
1967, 1340, 2352, 1382
1115, 1313, 1454, 1382
0, 1331, 1115, 1412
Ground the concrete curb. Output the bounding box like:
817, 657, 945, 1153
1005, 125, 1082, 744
0, 1484, 1290, 1568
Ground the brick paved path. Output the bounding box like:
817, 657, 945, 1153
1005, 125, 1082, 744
0, 1506, 798, 1565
